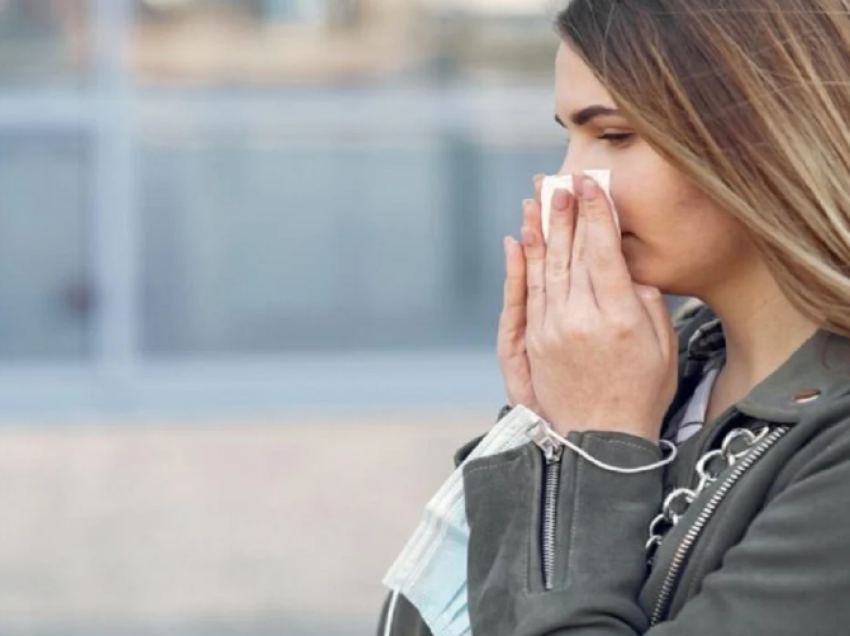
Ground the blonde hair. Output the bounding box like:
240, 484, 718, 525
557, 0, 850, 336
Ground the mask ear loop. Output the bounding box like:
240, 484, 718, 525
542, 421, 677, 474
383, 589, 401, 636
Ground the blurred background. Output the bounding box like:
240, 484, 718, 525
0, 1, 615, 635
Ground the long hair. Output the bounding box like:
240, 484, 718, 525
557, 0, 850, 335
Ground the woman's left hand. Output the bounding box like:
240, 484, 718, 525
520, 176, 678, 443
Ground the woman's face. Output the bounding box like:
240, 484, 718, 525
554, 42, 758, 297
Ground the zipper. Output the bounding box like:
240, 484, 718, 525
650, 425, 791, 625
530, 421, 563, 591
541, 440, 563, 590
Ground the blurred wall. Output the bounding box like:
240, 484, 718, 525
0, 3, 675, 636
0, 0, 565, 415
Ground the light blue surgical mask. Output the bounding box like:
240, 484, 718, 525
382, 406, 543, 636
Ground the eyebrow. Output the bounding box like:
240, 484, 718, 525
555, 105, 622, 128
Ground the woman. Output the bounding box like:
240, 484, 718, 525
379, 0, 850, 633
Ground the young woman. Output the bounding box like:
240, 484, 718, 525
379, 1, 850, 633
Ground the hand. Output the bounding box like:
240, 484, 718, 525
520, 175, 678, 443
497, 175, 545, 414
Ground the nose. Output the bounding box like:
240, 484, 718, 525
558, 148, 586, 178
558, 145, 607, 178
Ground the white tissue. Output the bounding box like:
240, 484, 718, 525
541, 170, 620, 242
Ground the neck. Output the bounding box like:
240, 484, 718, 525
699, 263, 820, 390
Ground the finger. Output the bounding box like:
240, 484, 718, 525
544, 188, 576, 313
521, 200, 547, 330
525, 188, 545, 239
567, 178, 596, 309
579, 176, 638, 312
635, 285, 675, 358
497, 236, 528, 356
534, 174, 544, 205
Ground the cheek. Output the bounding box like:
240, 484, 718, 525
608, 168, 670, 235
612, 167, 756, 292
609, 146, 714, 241
621, 198, 756, 293
607, 149, 669, 230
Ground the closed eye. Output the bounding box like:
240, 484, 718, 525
599, 132, 634, 146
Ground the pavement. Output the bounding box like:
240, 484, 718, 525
0, 407, 490, 636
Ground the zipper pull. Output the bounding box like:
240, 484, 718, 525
529, 419, 564, 463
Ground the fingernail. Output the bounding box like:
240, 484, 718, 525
553, 188, 570, 210
533, 174, 545, 184
572, 173, 584, 197
582, 177, 598, 201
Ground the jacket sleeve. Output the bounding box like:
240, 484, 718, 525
464, 425, 850, 636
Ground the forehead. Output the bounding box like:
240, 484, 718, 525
555, 42, 616, 112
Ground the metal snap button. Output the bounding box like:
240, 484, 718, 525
793, 389, 822, 404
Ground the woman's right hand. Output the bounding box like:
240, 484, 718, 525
497, 175, 544, 414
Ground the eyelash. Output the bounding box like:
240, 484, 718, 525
599, 132, 634, 146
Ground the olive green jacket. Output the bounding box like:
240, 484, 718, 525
378, 304, 850, 635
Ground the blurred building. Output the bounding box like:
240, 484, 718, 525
0, 4, 689, 636
0, 0, 566, 416
127, 0, 559, 84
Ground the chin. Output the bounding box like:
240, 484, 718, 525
632, 272, 695, 298
624, 258, 680, 295
622, 236, 689, 296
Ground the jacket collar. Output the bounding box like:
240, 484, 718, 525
666, 303, 850, 427
737, 328, 850, 424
